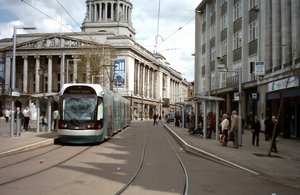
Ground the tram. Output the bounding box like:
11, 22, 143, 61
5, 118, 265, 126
58, 83, 130, 144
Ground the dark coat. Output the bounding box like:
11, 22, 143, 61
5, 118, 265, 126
251, 119, 261, 133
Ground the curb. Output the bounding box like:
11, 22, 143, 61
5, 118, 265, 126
0, 138, 55, 157
164, 124, 259, 175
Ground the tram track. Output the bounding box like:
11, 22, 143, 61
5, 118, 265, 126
0, 145, 63, 169
0, 145, 93, 186
114, 122, 189, 195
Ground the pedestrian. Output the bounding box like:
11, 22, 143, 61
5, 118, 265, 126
270, 116, 280, 153
23, 106, 31, 131
159, 115, 162, 122
40, 112, 48, 131
5, 108, 10, 123
251, 116, 261, 146
153, 113, 158, 125
264, 115, 271, 141
188, 111, 195, 134
230, 110, 239, 148
53, 109, 59, 131
175, 111, 181, 127
14, 107, 24, 136
220, 114, 229, 146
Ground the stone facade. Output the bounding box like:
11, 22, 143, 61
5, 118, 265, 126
0, 0, 189, 123
195, 0, 300, 138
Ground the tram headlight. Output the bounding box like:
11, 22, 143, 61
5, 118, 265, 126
87, 122, 102, 129
58, 122, 68, 129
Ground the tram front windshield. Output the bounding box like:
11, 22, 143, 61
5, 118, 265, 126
62, 95, 98, 121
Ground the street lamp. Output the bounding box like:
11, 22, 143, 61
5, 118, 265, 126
10, 26, 36, 137
217, 64, 243, 146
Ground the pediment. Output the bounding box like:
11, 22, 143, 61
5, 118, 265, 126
17, 35, 99, 49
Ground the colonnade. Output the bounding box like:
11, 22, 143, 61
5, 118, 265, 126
4, 54, 83, 95
87, 0, 132, 24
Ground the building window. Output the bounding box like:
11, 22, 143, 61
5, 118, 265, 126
221, 13, 228, 30
233, 0, 242, 21
233, 31, 242, 50
210, 23, 216, 38
221, 39, 227, 56
210, 47, 216, 62
201, 30, 206, 43
221, 0, 227, 6
210, 2, 216, 16
249, 0, 257, 9
249, 20, 258, 42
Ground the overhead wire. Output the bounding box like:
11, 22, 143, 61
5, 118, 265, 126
20, 0, 95, 42
158, 16, 194, 46
55, 0, 82, 29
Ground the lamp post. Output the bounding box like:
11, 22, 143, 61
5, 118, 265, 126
217, 64, 243, 146
10, 26, 35, 137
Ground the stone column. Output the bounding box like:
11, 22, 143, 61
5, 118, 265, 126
60, 53, 65, 88
141, 64, 145, 96
88, 2, 92, 22
272, 0, 282, 71
94, 3, 97, 22
104, 3, 107, 21
281, 0, 292, 66
73, 60, 78, 83
291, 0, 300, 60
86, 60, 91, 83
47, 56, 52, 93
260, 0, 272, 72
22, 56, 28, 93
99, 3, 102, 21
35, 56, 40, 93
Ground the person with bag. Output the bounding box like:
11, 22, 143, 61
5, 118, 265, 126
220, 114, 229, 146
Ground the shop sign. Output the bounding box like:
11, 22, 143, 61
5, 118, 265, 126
268, 76, 299, 92
233, 92, 240, 101
249, 92, 259, 100
254, 61, 265, 76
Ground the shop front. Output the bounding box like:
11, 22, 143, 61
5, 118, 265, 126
266, 77, 300, 138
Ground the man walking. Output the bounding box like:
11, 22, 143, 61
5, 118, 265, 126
23, 106, 31, 131
251, 116, 261, 146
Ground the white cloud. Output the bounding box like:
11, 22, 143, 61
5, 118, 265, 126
0, 0, 199, 81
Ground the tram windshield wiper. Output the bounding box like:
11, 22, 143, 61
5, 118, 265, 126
63, 109, 80, 126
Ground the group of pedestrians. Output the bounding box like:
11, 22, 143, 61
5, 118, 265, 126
219, 110, 239, 148
218, 111, 280, 153
2, 106, 60, 132
185, 109, 280, 153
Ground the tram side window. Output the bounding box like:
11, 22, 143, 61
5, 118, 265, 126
97, 98, 104, 120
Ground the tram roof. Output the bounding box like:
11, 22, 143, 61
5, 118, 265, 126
60, 83, 105, 96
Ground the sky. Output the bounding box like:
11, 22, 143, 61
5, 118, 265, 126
0, 0, 201, 82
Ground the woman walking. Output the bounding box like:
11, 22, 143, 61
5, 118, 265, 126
220, 114, 229, 146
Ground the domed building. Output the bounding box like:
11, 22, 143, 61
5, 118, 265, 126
0, 0, 190, 129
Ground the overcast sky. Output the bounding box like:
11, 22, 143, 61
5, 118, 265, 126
0, 0, 201, 82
